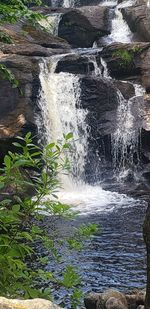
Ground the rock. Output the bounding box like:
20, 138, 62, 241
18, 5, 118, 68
0, 297, 61, 309
121, 3, 150, 42
100, 290, 128, 307
84, 292, 100, 309
84, 290, 128, 309
101, 42, 150, 90
58, 6, 111, 47
55, 51, 102, 74
0, 54, 39, 150
125, 290, 146, 309
0, 21, 70, 50
0, 43, 53, 57
105, 297, 128, 309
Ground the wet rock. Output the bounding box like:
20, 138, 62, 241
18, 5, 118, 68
55, 51, 102, 74
101, 42, 150, 90
121, 3, 150, 42
58, 6, 111, 47
0, 297, 61, 309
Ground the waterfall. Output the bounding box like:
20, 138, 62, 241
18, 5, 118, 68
38, 57, 89, 185
111, 83, 145, 179
63, 0, 75, 7
39, 13, 62, 36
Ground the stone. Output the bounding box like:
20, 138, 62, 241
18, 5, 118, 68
101, 42, 150, 90
0, 297, 61, 309
55, 51, 102, 74
58, 6, 111, 47
105, 297, 128, 309
84, 292, 101, 309
125, 290, 145, 309
121, 3, 150, 42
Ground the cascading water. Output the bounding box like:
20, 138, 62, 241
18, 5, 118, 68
63, 0, 75, 7
37, 54, 145, 214
101, 0, 135, 44
39, 14, 62, 36
111, 84, 145, 180
38, 57, 89, 184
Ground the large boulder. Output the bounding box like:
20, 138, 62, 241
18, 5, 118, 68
101, 42, 150, 91
84, 289, 128, 309
0, 297, 61, 309
121, 3, 150, 42
58, 6, 111, 47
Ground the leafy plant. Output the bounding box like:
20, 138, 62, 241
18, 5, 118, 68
0, 133, 97, 308
0, 64, 20, 88
0, 31, 13, 43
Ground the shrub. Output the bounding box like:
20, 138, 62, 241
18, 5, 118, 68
0, 132, 97, 307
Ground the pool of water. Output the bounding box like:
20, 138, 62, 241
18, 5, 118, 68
42, 186, 147, 307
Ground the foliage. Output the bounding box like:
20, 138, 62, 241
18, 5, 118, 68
112, 46, 141, 67
0, 64, 20, 88
0, 0, 43, 26
0, 31, 13, 43
0, 132, 97, 308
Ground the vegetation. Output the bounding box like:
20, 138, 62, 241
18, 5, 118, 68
112, 46, 141, 67
0, 132, 97, 307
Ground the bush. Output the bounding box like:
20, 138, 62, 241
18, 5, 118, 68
0, 132, 97, 308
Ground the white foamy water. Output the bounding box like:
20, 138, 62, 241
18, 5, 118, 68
38, 57, 89, 181
63, 0, 75, 7
107, 9, 133, 43
101, 0, 135, 44
39, 13, 62, 36
57, 184, 138, 215
111, 83, 145, 178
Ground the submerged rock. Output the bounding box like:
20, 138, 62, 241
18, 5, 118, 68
0, 297, 61, 309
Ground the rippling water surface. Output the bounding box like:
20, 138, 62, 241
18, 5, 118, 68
43, 186, 147, 307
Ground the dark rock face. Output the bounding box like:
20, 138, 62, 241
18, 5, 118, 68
101, 42, 150, 90
0, 55, 39, 138
121, 3, 150, 42
55, 51, 102, 74
58, 6, 111, 47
